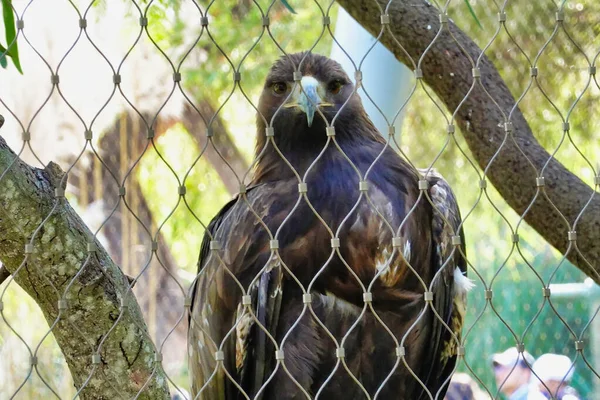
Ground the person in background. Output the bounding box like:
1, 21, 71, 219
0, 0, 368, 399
444, 372, 488, 400
531, 353, 581, 400
492, 347, 545, 400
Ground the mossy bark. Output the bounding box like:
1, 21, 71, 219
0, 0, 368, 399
338, 0, 600, 282
0, 135, 170, 399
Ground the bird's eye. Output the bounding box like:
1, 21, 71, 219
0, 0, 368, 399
329, 80, 344, 95
272, 82, 288, 95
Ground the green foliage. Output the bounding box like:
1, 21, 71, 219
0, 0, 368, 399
137, 124, 231, 270
279, 0, 297, 14
1, 0, 22, 73
463, 0, 482, 29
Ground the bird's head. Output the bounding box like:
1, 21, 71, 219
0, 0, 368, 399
256, 52, 368, 149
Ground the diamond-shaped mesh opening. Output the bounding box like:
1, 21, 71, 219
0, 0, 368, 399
0, 0, 599, 399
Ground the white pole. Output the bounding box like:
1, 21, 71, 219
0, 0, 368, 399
330, 7, 413, 142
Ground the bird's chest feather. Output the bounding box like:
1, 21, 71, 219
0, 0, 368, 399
277, 154, 422, 302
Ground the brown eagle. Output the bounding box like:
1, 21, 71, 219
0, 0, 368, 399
188, 52, 472, 399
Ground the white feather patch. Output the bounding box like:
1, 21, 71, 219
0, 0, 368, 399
453, 267, 475, 294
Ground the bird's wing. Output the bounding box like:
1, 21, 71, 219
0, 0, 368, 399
188, 183, 290, 400
418, 169, 470, 399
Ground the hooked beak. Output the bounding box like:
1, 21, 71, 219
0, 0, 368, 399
287, 76, 329, 127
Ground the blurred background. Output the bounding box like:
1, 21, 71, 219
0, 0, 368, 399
0, 0, 599, 398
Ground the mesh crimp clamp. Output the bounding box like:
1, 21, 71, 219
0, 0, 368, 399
336, 347, 345, 358
418, 179, 429, 191
536, 177, 545, 187
58, 299, 68, 311
326, 126, 336, 137
354, 71, 362, 85
302, 293, 312, 304
209, 240, 221, 251
516, 343, 525, 353
242, 295, 252, 306
330, 238, 340, 248
530, 67, 538, 77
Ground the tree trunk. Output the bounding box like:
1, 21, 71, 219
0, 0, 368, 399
68, 112, 188, 370
337, 0, 600, 282
0, 136, 170, 399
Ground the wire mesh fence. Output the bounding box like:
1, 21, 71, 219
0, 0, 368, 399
0, 0, 599, 399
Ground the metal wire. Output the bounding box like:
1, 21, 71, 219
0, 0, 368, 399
0, 0, 598, 399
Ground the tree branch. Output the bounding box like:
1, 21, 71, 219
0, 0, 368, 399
338, 0, 600, 282
0, 135, 170, 399
180, 102, 250, 194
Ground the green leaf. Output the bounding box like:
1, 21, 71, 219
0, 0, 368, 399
280, 0, 296, 14
463, 0, 482, 28
1, 0, 23, 73
0, 42, 7, 68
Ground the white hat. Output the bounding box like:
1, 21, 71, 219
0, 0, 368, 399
492, 347, 535, 367
532, 353, 574, 382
